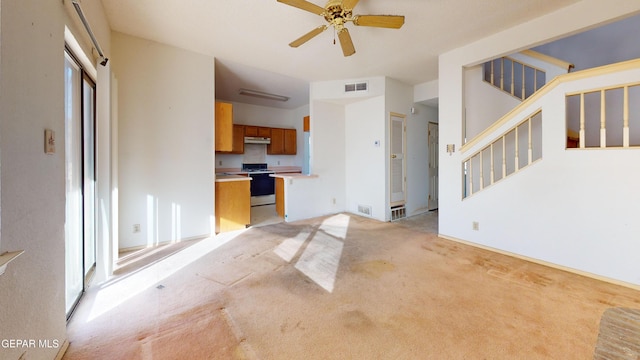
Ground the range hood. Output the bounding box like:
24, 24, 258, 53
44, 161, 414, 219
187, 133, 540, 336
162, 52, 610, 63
244, 136, 271, 144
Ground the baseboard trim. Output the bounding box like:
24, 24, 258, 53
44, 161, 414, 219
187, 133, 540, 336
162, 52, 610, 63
55, 339, 69, 360
438, 233, 640, 292
118, 234, 210, 254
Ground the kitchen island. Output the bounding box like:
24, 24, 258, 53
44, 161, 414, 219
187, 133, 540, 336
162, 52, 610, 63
215, 174, 251, 233
270, 173, 319, 221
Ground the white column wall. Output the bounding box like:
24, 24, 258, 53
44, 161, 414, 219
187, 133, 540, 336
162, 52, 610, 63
113, 32, 214, 249
345, 96, 386, 221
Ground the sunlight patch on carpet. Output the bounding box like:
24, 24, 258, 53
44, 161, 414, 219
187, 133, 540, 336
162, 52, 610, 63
273, 214, 350, 292
87, 231, 243, 322
295, 231, 344, 292
593, 307, 640, 359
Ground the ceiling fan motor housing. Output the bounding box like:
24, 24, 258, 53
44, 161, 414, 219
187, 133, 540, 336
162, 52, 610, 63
324, 1, 353, 29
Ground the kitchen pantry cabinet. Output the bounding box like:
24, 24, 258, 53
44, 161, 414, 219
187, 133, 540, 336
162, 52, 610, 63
267, 128, 296, 155
215, 101, 233, 152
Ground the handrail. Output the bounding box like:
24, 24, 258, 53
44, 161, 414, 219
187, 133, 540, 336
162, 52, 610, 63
462, 58, 640, 153
520, 50, 574, 72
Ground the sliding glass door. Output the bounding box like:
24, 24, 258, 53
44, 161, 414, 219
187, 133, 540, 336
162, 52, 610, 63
64, 49, 96, 318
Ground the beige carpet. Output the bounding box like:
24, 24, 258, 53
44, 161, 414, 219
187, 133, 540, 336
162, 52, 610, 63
64, 212, 640, 359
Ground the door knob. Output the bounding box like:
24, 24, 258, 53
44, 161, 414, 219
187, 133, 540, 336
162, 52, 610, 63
391, 154, 397, 159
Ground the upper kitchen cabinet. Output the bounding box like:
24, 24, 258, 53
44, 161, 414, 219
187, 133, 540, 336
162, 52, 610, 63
230, 124, 245, 154
268, 128, 296, 155
245, 126, 271, 138
267, 128, 284, 154
215, 101, 233, 152
284, 128, 297, 155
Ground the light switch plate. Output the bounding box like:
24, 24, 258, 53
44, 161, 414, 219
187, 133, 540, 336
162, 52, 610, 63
45, 129, 55, 154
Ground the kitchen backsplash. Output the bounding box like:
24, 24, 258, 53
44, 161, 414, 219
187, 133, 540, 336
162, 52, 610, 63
243, 143, 266, 163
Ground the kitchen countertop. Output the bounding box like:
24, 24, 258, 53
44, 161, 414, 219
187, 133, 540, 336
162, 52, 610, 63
215, 174, 252, 182
270, 173, 318, 179
216, 166, 302, 175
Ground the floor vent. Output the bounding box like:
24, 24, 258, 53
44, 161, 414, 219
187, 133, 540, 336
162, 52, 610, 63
357, 204, 372, 216
345, 81, 368, 93
391, 206, 406, 221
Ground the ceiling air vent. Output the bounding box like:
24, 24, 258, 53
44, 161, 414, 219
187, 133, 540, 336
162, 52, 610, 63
344, 81, 368, 93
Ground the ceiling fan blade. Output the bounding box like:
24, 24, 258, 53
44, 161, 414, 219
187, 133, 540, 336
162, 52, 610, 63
289, 25, 328, 48
338, 28, 356, 57
353, 15, 405, 29
341, 0, 360, 11
277, 0, 325, 15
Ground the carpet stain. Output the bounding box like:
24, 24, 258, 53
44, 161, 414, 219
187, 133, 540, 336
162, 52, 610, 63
342, 310, 375, 331
474, 256, 511, 274
350, 260, 395, 279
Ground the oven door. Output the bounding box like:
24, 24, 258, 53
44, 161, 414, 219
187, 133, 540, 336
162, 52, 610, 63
250, 173, 275, 196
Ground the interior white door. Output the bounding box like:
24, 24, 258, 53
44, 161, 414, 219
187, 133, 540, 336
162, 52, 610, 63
390, 113, 406, 206
428, 122, 439, 210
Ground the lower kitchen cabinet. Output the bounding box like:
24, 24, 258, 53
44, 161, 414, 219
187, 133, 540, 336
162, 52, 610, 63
275, 177, 285, 218
215, 179, 250, 233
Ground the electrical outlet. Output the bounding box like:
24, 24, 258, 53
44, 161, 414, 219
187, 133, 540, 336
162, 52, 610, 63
133, 224, 141, 233
277, 160, 280, 165
472, 221, 479, 231
332, 198, 336, 205
218, 160, 222, 166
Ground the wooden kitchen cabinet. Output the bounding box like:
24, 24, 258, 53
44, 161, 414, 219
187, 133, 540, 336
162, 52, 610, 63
215, 179, 251, 233
267, 128, 296, 155
267, 128, 285, 154
275, 177, 285, 218
245, 126, 271, 137
215, 101, 233, 152
230, 125, 245, 154
284, 128, 297, 155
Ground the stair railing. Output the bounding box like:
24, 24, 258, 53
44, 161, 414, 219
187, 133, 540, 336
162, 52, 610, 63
484, 57, 546, 100
463, 110, 542, 198
566, 81, 640, 148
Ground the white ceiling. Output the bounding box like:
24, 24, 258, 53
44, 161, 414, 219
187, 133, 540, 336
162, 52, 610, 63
100, 0, 581, 109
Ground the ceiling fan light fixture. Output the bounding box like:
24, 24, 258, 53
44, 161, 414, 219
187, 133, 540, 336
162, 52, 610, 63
238, 88, 290, 102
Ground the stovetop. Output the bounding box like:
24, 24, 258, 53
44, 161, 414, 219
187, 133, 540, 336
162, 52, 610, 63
241, 163, 273, 173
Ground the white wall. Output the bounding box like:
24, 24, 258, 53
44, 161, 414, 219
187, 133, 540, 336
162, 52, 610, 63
113, 32, 214, 249
345, 96, 386, 221
296, 76, 424, 223
464, 65, 521, 140
439, 0, 640, 286
215, 102, 308, 169
0, 1, 110, 358
307, 100, 346, 217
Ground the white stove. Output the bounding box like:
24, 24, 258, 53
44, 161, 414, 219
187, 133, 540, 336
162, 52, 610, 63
242, 163, 276, 206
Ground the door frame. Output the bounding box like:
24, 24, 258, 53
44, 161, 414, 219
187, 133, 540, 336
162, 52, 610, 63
389, 112, 407, 207
428, 122, 439, 211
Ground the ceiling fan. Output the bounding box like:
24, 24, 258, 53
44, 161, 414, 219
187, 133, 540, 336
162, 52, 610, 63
277, 0, 405, 57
